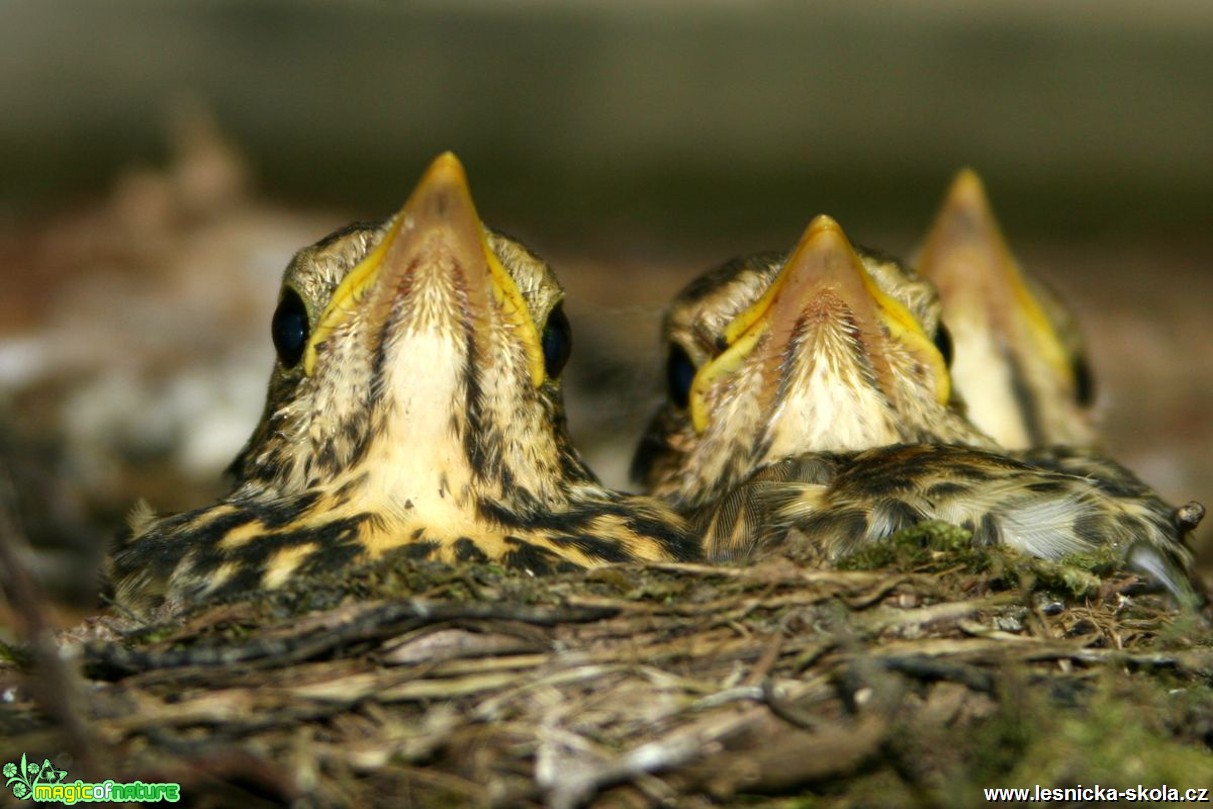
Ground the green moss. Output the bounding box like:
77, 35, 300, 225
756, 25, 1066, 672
757, 667, 1209, 809
836, 522, 1148, 608
1020, 556, 1103, 599
835, 520, 973, 572
0, 638, 27, 666
999, 676, 1213, 785
1154, 610, 1213, 650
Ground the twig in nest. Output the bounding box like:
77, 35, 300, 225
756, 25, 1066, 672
0, 465, 99, 773
761, 677, 821, 730
875, 655, 996, 692
84, 599, 619, 677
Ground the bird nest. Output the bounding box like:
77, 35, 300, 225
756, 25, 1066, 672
3, 522, 1212, 808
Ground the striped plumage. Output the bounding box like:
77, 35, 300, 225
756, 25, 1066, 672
701, 445, 1196, 574
108, 154, 696, 616
633, 214, 1200, 602
631, 215, 992, 515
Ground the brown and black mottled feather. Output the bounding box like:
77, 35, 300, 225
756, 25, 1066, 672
633, 214, 993, 514
704, 445, 1194, 582
635, 214, 1202, 603
109, 154, 697, 616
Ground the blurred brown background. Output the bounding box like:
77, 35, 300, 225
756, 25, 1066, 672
1, 1, 1211, 619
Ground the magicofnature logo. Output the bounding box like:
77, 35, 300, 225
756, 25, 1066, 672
3, 755, 67, 799
3, 754, 180, 803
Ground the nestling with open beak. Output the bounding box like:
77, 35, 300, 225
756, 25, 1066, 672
108, 153, 697, 616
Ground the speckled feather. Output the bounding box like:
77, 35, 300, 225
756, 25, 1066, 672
108, 155, 697, 616
634, 215, 1201, 601
703, 445, 1195, 569
633, 216, 994, 513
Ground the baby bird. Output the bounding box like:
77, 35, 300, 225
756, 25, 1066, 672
633, 216, 1198, 599
108, 153, 696, 616
915, 169, 1097, 449
912, 172, 1197, 552
632, 215, 996, 515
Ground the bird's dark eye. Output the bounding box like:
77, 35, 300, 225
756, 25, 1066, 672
541, 304, 572, 379
666, 343, 696, 409
933, 323, 954, 367
271, 287, 309, 368
1072, 355, 1095, 407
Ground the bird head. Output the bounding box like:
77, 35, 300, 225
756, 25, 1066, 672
915, 168, 1097, 448
231, 153, 585, 523
634, 215, 991, 511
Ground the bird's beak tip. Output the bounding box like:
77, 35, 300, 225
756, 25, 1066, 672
784, 214, 863, 285
942, 167, 994, 220
803, 214, 845, 245
399, 151, 478, 228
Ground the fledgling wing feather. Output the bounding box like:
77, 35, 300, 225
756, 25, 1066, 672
713, 444, 1200, 605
